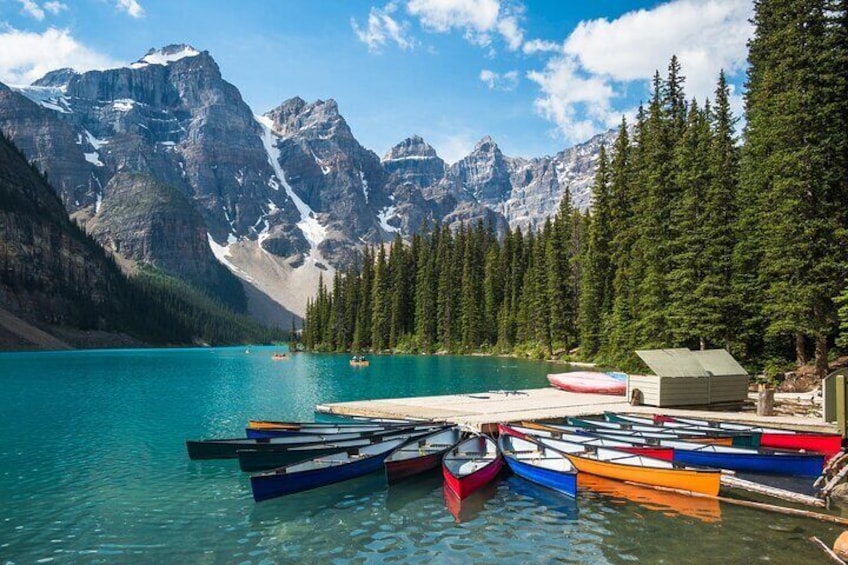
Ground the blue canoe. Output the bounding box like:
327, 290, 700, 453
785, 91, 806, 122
580, 429, 825, 477
498, 433, 578, 497
250, 436, 412, 502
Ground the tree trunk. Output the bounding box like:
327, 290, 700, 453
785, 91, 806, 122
796, 332, 808, 367
699, 336, 707, 351
815, 334, 829, 379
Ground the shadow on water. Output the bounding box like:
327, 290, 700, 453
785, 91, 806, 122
384, 471, 444, 513
248, 471, 389, 525
503, 475, 580, 521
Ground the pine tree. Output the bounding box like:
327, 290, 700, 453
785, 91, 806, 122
371, 244, 390, 351
742, 0, 848, 375
667, 99, 711, 348
578, 145, 611, 357
699, 71, 740, 351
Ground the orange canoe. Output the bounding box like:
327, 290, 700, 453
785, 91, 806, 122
504, 425, 721, 496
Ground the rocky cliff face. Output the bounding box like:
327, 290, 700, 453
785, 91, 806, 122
0, 130, 132, 333
0, 44, 611, 317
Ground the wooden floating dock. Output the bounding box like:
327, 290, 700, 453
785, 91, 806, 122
316, 387, 835, 434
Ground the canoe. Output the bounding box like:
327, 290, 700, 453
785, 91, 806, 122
566, 417, 756, 448
604, 413, 766, 448
249, 436, 411, 502
547, 371, 626, 395
649, 414, 843, 456
186, 424, 440, 459
384, 427, 465, 484
502, 425, 721, 496
506, 423, 675, 461
247, 418, 411, 430
443, 434, 503, 499
238, 427, 441, 471
498, 432, 577, 497
246, 422, 403, 439
577, 428, 826, 477
187, 431, 373, 460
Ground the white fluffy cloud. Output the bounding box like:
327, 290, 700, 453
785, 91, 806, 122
354, 0, 527, 52
17, 0, 45, 20
529, 0, 753, 142
479, 69, 518, 91
0, 27, 123, 85
407, 0, 523, 50
43, 2, 68, 15
352, 1, 415, 53
522, 38, 559, 55
116, 0, 144, 18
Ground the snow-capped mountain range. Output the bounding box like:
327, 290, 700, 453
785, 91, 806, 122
0, 44, 612, 323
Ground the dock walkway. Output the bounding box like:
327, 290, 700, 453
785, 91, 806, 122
316, 387, 834, 433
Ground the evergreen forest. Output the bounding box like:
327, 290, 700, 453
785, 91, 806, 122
303, 0, 848, 376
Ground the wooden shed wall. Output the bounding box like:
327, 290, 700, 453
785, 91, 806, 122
627, 375, 745, 406
708, 375, 748, 403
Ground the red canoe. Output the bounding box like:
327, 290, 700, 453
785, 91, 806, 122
443, 434, 503, 499
548, 371, 626, 395
654, 414, 843, 456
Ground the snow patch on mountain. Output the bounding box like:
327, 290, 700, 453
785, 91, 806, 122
10, 85, 72, 113
378, 206, 399, 233
256, 115, 327, 255
359, 170, 369, 203
207, 233, 256, 283
130, 45, 201, 68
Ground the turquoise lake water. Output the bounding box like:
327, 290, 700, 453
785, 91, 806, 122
0, 346, 839, 564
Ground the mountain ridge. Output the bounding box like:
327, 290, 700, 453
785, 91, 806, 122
0, 43, 613, 319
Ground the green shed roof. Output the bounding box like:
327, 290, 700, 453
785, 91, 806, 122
635, 348, 749, 378
692, 349, 748, 377
635, 348, 707, 377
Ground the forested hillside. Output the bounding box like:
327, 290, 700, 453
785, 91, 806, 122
0, 130, 281, 348
303, 0, 848, 375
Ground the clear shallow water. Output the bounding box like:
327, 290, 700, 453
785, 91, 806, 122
0, 347, 839, 564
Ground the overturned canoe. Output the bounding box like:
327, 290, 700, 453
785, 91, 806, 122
498, 432, 577, 497
547, 371, 626, 395
443, 434, 503, 499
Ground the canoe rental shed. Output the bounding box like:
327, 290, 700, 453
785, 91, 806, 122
627, 348, 749, 407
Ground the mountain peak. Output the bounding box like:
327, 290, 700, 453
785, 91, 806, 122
474, 135, 498, 152
265, 96, 350, 139
130, 44, 203, 69
383, 135, 439, 162
32, 68, 78, 88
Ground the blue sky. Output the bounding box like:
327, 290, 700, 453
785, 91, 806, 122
0, 0, 753, 162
